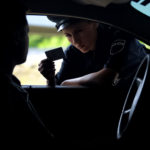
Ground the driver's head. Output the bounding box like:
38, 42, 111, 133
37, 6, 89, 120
47, 16, 99, 53
2, 0, 29, 67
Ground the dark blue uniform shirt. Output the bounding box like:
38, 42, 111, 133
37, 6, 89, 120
55, 24, 146, 86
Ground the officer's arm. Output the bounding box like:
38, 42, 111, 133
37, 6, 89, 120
60, 68, 118, 87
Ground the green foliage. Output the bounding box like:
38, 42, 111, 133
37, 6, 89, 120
29, 34, 150, 51
29, 34, 70, 49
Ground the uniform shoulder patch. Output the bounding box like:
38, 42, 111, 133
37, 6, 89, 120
110, 39, 126, 55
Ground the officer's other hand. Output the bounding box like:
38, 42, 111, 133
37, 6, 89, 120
38, 58, 55, 81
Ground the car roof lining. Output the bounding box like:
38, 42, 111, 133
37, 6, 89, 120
25, 0, 150, 45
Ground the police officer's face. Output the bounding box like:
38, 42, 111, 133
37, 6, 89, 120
63, 21, 99, 53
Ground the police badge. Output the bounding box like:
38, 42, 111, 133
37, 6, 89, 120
110, 39, 126, 55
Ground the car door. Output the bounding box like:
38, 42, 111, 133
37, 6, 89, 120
20, 0, 150, 146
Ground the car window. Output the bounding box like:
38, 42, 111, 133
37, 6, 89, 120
13, 14, 150, 86
13, 15, 70, 85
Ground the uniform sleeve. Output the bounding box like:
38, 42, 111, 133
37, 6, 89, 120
55, 45, 81, 85
104, 29, 131, 72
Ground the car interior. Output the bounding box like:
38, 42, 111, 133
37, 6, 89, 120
11, 0, 150, 147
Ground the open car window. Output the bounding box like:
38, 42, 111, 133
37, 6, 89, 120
13, 14, 150, 86
14, 15, 150, 85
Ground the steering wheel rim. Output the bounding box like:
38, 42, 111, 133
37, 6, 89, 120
117, 54, 150, 140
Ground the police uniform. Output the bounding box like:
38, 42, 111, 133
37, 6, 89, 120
55, 24, 146, 86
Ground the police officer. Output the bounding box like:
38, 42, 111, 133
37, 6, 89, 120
38, 16, 146, 88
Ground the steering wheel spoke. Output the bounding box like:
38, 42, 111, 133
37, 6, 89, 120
117, 55, 150, 140
124, 109, 131, 114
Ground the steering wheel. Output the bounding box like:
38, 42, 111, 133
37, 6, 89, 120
116, 54, 150, 139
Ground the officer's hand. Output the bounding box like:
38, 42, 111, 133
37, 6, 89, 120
38, 58, 56, 85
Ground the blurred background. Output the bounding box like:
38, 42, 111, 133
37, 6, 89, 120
13, 15, 70, 85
